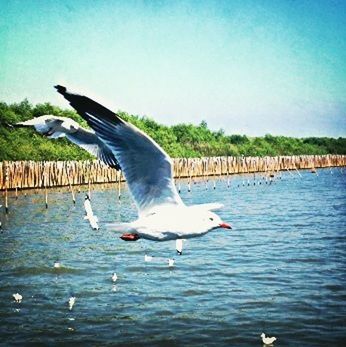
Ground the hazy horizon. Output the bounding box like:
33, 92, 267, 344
1, 0, 345, 137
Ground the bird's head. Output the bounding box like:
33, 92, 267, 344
261, 333, 265, 338
204, 211, 232, 231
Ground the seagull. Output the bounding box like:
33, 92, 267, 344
176, 239, 185, 255
13, 293, 22, 303
144, 254, 153, 262
168, 259, 175, 267
84, 194, 99, 230
261, 333, 277, 345
68, 296, 76, 310
20, 85, 232, 242
54, 261, 61, 268
111, 273, 118, 282
16, 116, 120, 169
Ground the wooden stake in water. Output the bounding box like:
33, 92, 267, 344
66, 166, 76, 204
246, 161, 250, 186
293, 163, 302, 178
218, 160, 222, 183
188, 167, 192, 192
5, 163, 9, 214
187, 163, 193, 192
178, 168, 181, 194
45, 186, 48, 209
87, 164, 92, 199
118, 171, 121, 200
264, 161, 268, 183
205, 161, 209, 190
276, 164, 281, 179
177, 161, 182, 193
5, 188, 8, 214
286, 167, 294, 177
44, 172, 48, 209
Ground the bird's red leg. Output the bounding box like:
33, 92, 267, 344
120, 233, 140, 241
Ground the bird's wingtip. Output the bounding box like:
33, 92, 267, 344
54, 85, 66, 94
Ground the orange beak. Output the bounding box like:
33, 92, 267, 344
219, 222, 232, 229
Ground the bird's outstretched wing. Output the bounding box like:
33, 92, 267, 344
191, 203, 224, 211
17, 115, 120, 169
54, 85, 183, 214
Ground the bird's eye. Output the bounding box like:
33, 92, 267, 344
209, 217, 214, 221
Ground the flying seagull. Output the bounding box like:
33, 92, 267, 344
17, 115, 120, 169
84, 194, 99, 230
20, 85, 232, 241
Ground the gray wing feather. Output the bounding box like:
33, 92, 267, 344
66, 128, 120, 169
55, 85, 183, 213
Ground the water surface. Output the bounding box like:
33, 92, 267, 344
0, 169, 345, 346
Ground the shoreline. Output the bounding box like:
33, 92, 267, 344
1, 154, 345, 191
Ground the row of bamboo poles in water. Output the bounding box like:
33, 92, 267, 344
0, 155, 345, 191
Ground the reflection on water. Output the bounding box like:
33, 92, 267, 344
0, 169, 345, 346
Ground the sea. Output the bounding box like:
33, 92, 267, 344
0, 168, 345, 346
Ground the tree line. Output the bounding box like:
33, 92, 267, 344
0, 99, 345, 161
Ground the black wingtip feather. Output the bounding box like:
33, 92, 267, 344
54, 85, 66, 94
54, 84, 124, 126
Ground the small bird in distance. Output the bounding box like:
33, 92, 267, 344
261, 333, 277, 345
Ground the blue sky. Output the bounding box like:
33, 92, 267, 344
1, 0, 345, 137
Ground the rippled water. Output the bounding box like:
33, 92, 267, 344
0, 168, 345, 346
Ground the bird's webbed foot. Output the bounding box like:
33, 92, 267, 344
120, 233, 140, 241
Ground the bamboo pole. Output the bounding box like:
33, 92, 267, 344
44, 168, 48, 209
65, 164, 76, 204
4, 162, 9, 214
118, 171, 121, 200
293, 163, 302, 178
0, 155, 345, 191
213, 160, 216, 189
204, 159, 209, 190
5, 188, 8, 214
188, 161, 192, 192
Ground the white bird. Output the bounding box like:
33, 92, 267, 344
261, 333, 277, 345
21, 85, 232, 243
54, 261, 61, 268
168, 259, 175, 267
144, 254, 153, 262
13, 293, 22, 303
68, 296, 76, 310
17, 115, 120, 169
84, 195, 99, 230
111, 273, 118, 282
176, 239, 185, 255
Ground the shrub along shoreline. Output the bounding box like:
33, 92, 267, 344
0, 99, 345, 161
